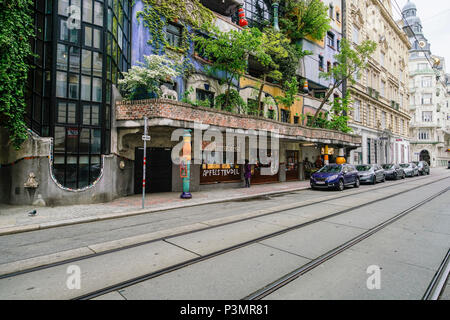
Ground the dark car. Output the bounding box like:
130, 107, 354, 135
400, 163, 419, 177
413, 161, 430, 175
356, 164, 385, 184
382, 164, 405, 180
310, 164, 360, 191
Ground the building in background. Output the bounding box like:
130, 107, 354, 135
399, 0, 450, 167
345, 0, 411, 166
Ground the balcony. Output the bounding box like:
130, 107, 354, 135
200, 0, 243, 17
115, 99, 362, 147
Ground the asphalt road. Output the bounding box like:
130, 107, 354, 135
0, 169, 448, 299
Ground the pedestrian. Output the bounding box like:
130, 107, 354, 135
244, 159, 251, 188
315, 155, 323, 168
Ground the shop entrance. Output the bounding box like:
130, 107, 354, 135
286, 150, 299, 181
134, 147, 172, 194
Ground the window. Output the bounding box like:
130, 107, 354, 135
381, 111, 386, 129
327, 32, 335, 48
418, 63, 428, 71
336, 11, 340, 22
422, 93, 432, 105
422, 111, 433, 122
281, 109, 290, 123
337, 40, 341, 51
196, 89, 215, 108
327, 61, 331, 73
422, 76, 432, 88
418, 130, 430, 140
329, 5, 334, 19
380, 52, 385, 67
319, 55, 324, 70
247, 98, 263, 116
353, 100, 361, 122
352, 26, 359, 44
165, 23, 182, 47
373, 108, 377, 127
242, 0, 272, 29
380, 80, 385, 97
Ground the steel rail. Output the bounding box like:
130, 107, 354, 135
422, 249, 450, 300
72, 181, 450, 300
244, 187, 450, 300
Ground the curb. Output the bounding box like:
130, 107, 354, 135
0, 185, 310, 236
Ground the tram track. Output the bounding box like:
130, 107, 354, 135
68, 178, 450, 300
244, 187, 449, 300
423, 249, 450, 300
0, 172, 445, 281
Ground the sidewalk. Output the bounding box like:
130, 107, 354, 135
0, 180, 310, 235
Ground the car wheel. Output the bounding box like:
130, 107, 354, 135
354, 178, 360, 188
382, 175, 386, 182
372, 175, 376, 185
337, 179, 344, 191
402, 173, 406, 179
427, 170, 430, 175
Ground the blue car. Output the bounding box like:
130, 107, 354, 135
310, 164, 360, 191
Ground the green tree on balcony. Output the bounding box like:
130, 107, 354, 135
194, 27, 264, 111
118, 54, 182, 100
280, 0, 331, 42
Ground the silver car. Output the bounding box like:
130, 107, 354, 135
356, 164, 385, 184
399, 163, 419, 177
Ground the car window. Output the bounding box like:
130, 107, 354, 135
318, 165, 342, 173
356, 165, 371, 171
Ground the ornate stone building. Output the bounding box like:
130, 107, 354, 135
399, 1, 450, 167
345, 0, 411, 165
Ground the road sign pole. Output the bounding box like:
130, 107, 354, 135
142, 117, 148, 209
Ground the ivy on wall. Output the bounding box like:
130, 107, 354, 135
136, 0, 215, 77
0, 0, 35, 150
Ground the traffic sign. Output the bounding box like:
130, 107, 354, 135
142, 135, 151, 141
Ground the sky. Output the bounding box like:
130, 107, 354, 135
392, 0, 450, 73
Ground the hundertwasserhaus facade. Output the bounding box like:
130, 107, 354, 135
4, 0, 422, 206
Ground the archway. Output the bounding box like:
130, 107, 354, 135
419, 150, 431, 165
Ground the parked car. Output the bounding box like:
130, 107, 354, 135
399, 163, 419, 177
356, 164, 385, 184
310, 164, 360, 191
382, 164, 405, 180
413, 161, 430, 175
